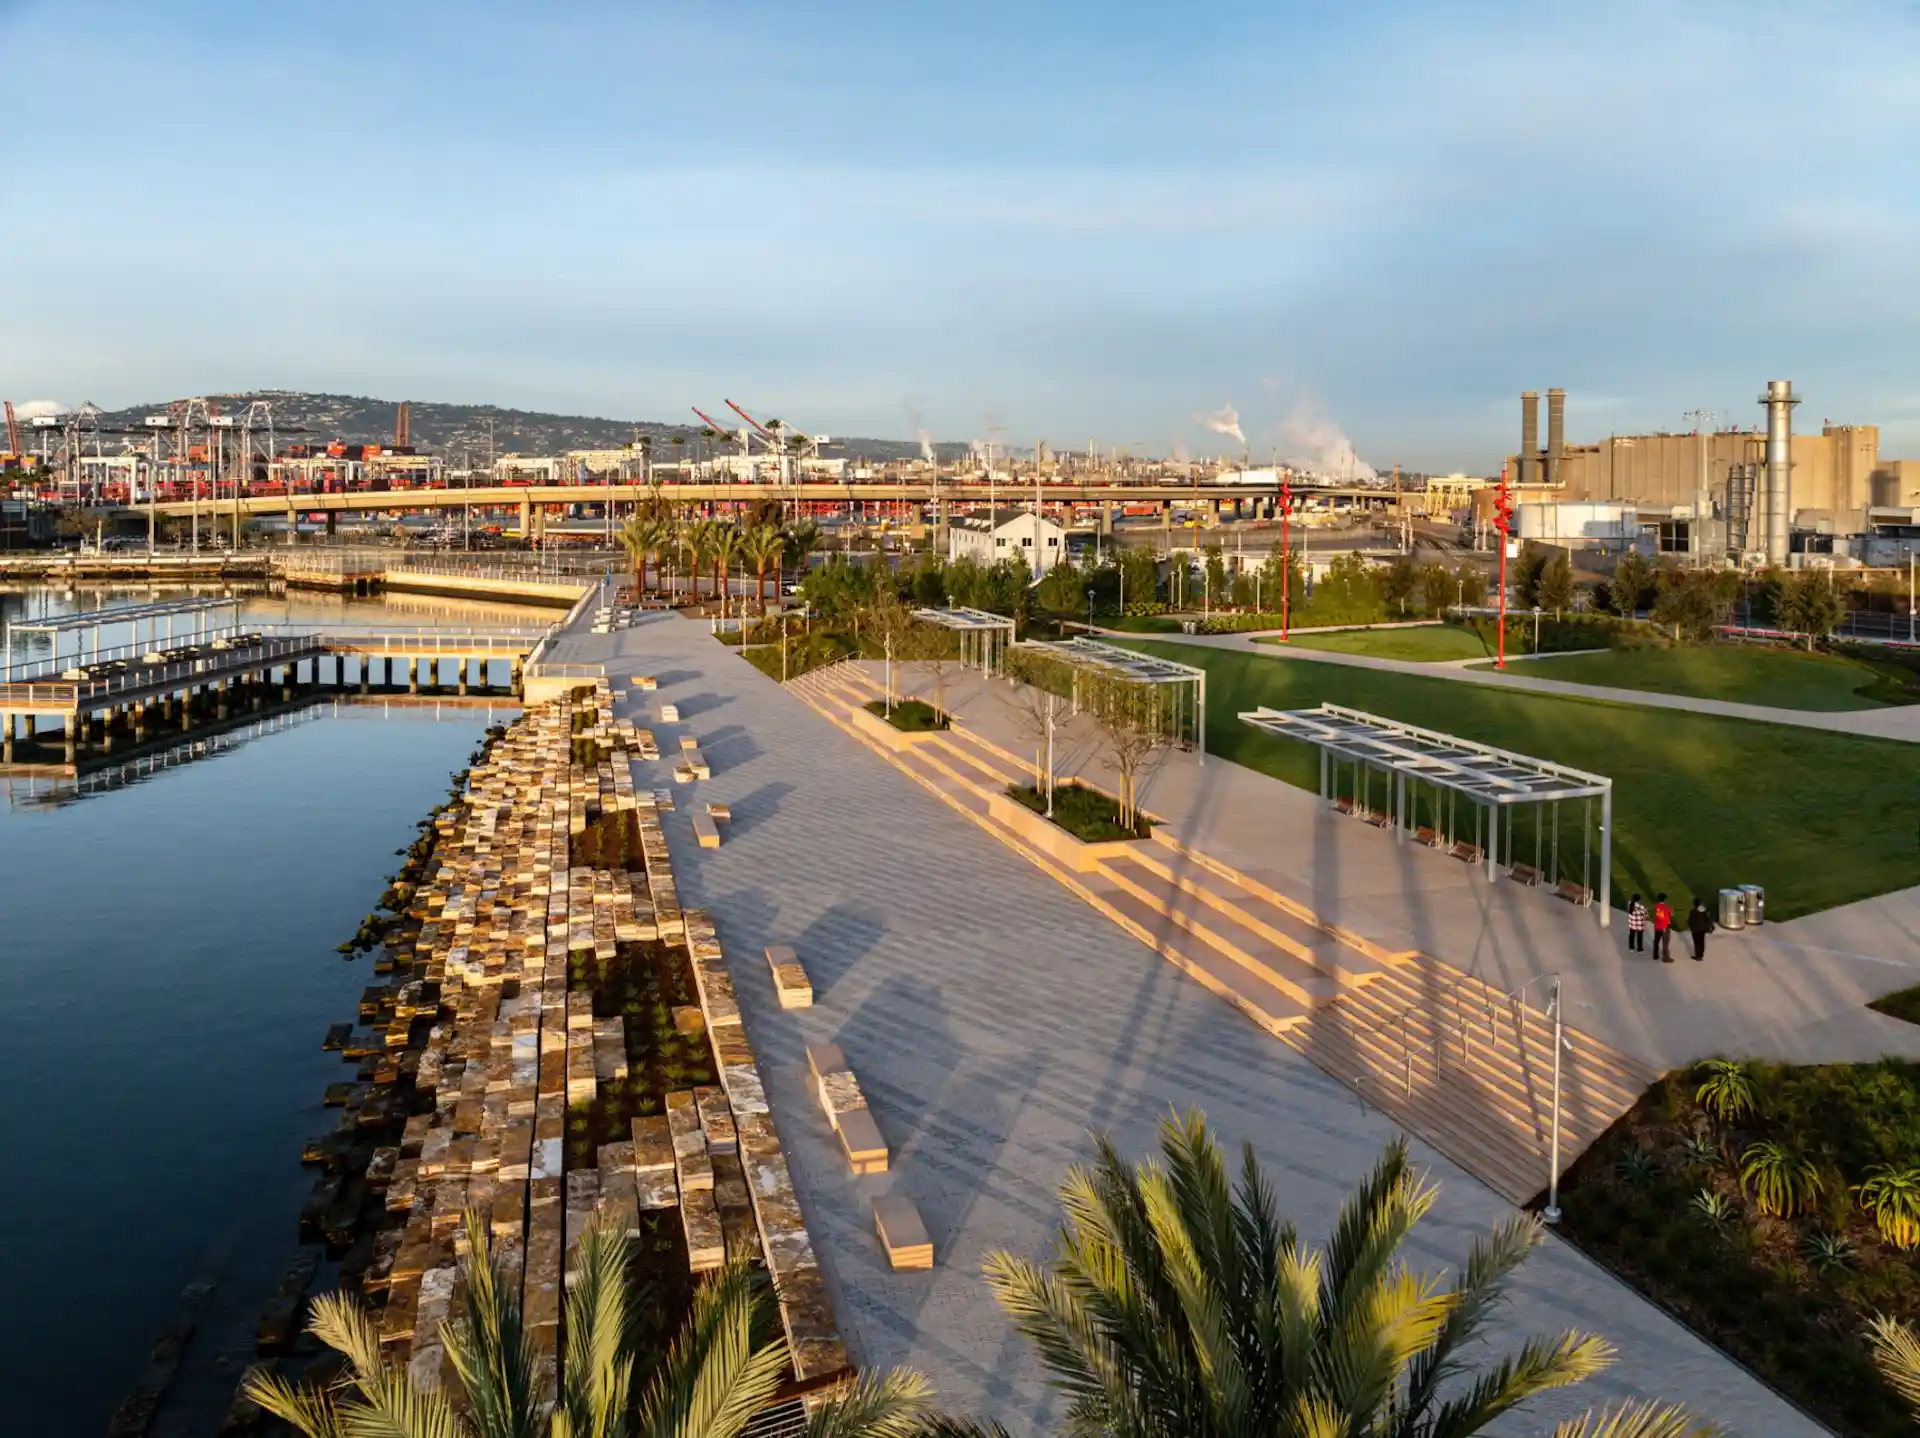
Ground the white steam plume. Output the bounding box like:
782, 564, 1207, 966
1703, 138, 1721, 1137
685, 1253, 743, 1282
904, 399, 934, 462
1195, 403, 1245, 447
1171, 440, 1190, 464
14, 399, 64, 421
1278, 391, 1376, 481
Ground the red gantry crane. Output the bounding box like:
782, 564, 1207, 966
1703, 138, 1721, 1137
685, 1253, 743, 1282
3, 401, 20, 461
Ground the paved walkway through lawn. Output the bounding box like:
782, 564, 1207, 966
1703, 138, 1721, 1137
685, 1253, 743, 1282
538, 612, 1823, 1437
1112, 626, 1920, 741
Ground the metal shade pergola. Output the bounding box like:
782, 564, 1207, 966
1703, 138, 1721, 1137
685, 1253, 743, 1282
4, 598, 244, 680
1239, 703, 1611, 926
912, 607, 1016, 675
1016, 637, 1207, 760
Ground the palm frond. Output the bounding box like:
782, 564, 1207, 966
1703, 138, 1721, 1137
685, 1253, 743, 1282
636, 1261, 790, 1438
1422, 1331, 1617, 1438
1551, 1399, 1720, 1437
560, 1216, 638, 1438
1866, 1314, 1920, 1415
802, 1368, 936, 1438
240, 1369, 345, 1438
1394, 1213, 1542, 1426
440, 1209, 543, 1438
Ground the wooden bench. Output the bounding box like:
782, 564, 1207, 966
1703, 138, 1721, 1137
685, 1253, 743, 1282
672, 763, 696, 785
1414, 826, 1440, 848
1333, 796, 1356, 815
1364, 810, 1392, 829
806, 1042, 845, 1088
1449, 842, 1482, 864
692, 813, 721, 849
1510, 862, 1542, 887
683, 749, 711, 780
765, 945, 812, 1009
836, 1109, 889, 1175
1557, 880, 1592, 906
872, 1194, 933, 1270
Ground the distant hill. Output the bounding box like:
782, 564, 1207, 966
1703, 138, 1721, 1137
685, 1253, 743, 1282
90, 391, 956, 462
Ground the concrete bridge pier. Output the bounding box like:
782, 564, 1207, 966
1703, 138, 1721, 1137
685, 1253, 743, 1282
360, 657, 370, 696
511, 660, 524, 697
63, 717, 76, 765
2, 712, 12, 764
408, 657, 419, 695
133, 702, 147, 741
458, 660, 469, 697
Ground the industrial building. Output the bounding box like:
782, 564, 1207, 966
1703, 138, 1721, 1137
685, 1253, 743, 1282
1507, 383, 1920, 565
947, 508, 1070, 576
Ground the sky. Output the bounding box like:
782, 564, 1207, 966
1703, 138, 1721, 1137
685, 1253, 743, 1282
2, 0, 1918, 472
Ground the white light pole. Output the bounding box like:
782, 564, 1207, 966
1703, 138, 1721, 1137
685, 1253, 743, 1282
1543, 977, 1566, 1225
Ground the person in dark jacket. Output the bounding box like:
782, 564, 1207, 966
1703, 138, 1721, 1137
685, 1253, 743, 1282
1686, 897, 1716, 961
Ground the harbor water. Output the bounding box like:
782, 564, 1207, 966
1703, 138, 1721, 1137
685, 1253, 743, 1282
0, 585, 542, 1435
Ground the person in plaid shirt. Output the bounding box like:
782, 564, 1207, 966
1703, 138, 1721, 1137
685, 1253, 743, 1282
1626, 893, 1648, 953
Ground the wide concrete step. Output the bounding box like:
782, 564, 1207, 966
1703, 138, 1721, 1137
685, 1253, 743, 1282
1098, 855, 1342, 1009
1076, 875, 1313, 1035
1122, 844, 1388, 991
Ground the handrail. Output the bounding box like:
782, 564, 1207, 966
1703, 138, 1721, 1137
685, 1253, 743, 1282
1347, 968, 1561, 1099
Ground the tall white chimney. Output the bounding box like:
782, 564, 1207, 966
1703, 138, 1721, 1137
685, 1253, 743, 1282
1761, 380, 1798, 565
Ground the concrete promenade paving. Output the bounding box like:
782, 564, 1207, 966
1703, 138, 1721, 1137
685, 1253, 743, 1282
539, 614, 1823, 1437
885, 661, 1920, 1076
1115, 626, 1920, 742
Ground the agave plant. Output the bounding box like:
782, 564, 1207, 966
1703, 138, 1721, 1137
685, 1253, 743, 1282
246, 1210, 934, 1438
1615, 1148, 1660, 1186
1691, 1188, 1737, 1228
1693, 1060, 1756, 1127
1802, 1230, 1856, 1273
967, 1110, 1710, 1438
1677, 1132, 1722, 1174
1856, 1165, 1920, 1250
1740, 1140, 1822, 1218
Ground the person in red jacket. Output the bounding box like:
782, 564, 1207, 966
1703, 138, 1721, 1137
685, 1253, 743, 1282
1652, 893, 1674, 963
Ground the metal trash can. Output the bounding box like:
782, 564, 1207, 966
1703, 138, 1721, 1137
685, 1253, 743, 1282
1718, 888, 1747, 930
1739, 884, 1765, 926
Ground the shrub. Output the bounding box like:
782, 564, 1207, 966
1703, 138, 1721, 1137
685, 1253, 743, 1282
1691, 1188, 1738, 1228
1856, 1165, 1920, 1250
1695, 1059, 1757, 1126
1741, 1140, 1823, 1217
1802, 1230, 1856, 1273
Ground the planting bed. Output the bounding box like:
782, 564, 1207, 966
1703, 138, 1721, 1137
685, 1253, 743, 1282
865, 697, 948, 732
1556, 1059, 1920, 1437
1007, 781, 1152, 842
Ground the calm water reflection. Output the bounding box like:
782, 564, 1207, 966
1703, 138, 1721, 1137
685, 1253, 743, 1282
0, 587, 538, 1434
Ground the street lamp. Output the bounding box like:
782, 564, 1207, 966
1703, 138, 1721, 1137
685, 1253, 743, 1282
1087, 586, 1095, 635
1493, 463, 1515, 669
1279, 478, 1293, 641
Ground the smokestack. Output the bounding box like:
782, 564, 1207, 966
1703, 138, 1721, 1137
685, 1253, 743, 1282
1546, 387, 1566, 488
1761, 379, 1798, 565
1520, 391, 1539, 487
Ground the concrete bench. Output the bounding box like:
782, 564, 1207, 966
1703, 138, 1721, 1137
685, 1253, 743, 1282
686, 750, 711, 780
766, 945, 812, 1008
807, 1041, 845, 1086
692, 813, 721, 849
873, 1194, 933, 1270
672, 763, 696, 785
1414, 826, 1440, 848
659, 703, 680, 723
706, 802, 731, 824
1449, 842, 1482, 864
632, 676, 657, 690
680, 735, 700, 752
1510, 862, 1542, 887
1557, 880, 1592, 906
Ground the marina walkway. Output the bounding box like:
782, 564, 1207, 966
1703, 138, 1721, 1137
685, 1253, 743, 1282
537, 613, 1822, 1436
1118, 626, 1920, 742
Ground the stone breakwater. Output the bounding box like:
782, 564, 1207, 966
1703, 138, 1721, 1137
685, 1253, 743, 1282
305, 676, 846, 1401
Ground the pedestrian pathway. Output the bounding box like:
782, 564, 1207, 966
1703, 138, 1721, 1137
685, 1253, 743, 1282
544, 613, 1824, 1436
1110, 625, 1920, 741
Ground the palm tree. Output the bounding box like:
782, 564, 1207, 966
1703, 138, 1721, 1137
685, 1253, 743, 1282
742, 524, 785, 610
782, 520, 823, 595
963, 1111, 1709, 1438
681, 518, 711, 603
710, 522, 743, 617
245, 1210, 934, 1438
618, 515, 652, 594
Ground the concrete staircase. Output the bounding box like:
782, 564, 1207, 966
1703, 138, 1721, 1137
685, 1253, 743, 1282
781, 658, 1657, 1203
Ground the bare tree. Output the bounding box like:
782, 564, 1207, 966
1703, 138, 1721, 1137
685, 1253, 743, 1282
1083, 671, 1174, 832
1001, 649, 1074, 807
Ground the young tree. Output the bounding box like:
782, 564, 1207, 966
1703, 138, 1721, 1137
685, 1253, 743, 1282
779, 519, 823, 593
1513, 545, 1549, 609
1001, 647, 1072, 806
1611, 550, 1654, 616
1257, 542, 1304, 615
1118, 545, 1161, 613
1083, 670, 1174, 832
1537, 550, 1577, 616
1455, 561, 1489, 608
1203, 544, 1229, 611
1416, 560, 1454, 617
911, 547, 947, 608
1382, 555, 1419, 617
1651, 568, 1733, 643
1774, 568, 1843, 649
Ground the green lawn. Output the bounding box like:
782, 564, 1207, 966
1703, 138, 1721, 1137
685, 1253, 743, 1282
1470, 645, 1903, 712
1128, 640, 1920, 919
1276, 625, 1496, 663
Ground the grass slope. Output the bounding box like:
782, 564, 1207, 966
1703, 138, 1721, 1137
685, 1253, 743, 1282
1476, 645, 1899, 712
1127, 639, 1920, 919
1280, 625, 1495, 663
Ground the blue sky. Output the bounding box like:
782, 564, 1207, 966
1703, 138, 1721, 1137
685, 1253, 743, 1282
2, 0, 1917, 470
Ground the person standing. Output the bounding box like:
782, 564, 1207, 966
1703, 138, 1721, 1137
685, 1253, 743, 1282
1687, 898, 1716, 961
1653, 893, 1674, 963
1626, 894, 1648, 954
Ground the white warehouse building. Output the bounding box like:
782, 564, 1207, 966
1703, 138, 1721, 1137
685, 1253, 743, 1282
947, 508, 1071, 576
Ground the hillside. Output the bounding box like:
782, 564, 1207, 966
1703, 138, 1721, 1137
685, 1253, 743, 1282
89, 392, 946, 462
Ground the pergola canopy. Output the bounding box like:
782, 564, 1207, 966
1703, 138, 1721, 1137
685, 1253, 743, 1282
1012, 637, 1207, 759
1239, 703, 1608, 805
910, 606, 1014, 674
